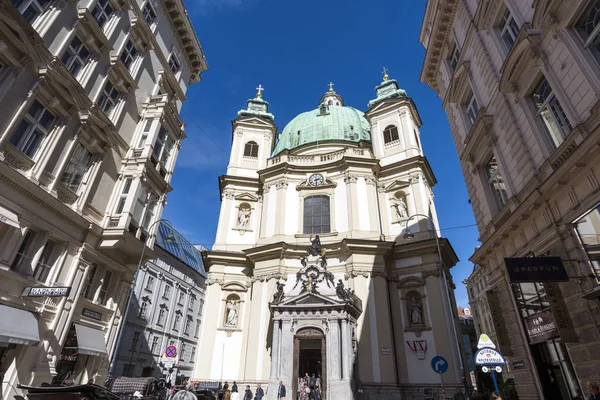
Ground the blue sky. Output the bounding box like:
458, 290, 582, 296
164, 0, 480, 307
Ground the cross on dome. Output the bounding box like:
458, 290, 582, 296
382, 67, 389, 81
256, 84, 264, 98
328, 82, 335, 92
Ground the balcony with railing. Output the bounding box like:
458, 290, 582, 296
267, 147, 372, 167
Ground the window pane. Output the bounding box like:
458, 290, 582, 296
303, 195, 330, 234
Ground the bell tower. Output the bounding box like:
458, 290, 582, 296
226, 85, 276, 177
365, 69, 423, 165
214, 86, 277, 251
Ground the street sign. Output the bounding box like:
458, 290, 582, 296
165, 345, 177, 358
474, 347, 506, 366
164, 361, 174, 369
431, 356, 448, 374
477, 333, 496, 349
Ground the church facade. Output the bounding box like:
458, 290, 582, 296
193, 74, 464, 399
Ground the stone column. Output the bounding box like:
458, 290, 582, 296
344, 174, 359, 233
275, 180, 288, 236
279, 320, 293, 399
270, 319, 280, 379
365, 177, 380, 234
327, 320, 341, 380
341, 319, 349, 380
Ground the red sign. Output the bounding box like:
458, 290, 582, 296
523, 311, 560, 345
165, 345, 177, 358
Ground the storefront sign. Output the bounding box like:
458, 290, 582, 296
380, 347, 390, 355
82, 308, 102, 321
22, 286, 71, 297
512, 360, 525, 370
485, 290, 512, 355
504, 257, 568, 282
543, 282, 578, 342
474, 348, 506, 366
523, 311, 560, 344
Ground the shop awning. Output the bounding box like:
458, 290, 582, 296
74, 324, 108, 356
0, 304, 40, 346
0, 204, 19, 228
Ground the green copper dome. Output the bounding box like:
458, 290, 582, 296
272, 91, 371, 155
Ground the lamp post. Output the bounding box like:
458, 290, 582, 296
108, 218, 175, 379
403, 213, 466, 388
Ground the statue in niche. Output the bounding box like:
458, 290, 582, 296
237, 206, 251, 229
308, 235, 322, 256
408, 296, 424, 326
225, 299, 239, 326
392, 197, 408, 219
272, 281, 285, 304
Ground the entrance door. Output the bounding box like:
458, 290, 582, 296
293, 328, 326, 399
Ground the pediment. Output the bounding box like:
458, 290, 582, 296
234, 116, 275, 128
234, 192, 259, 202
367, 98, 405, 115
279, 292, 339, 307
384, 179, 411, 193
448, 61, 471, 104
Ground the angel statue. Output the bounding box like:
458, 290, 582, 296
408, 296, 424, 326
272, 281, 285, 304
308, 235, 322, 256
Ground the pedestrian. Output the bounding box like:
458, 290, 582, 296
310, 374, 317, 390
232, 381, 238, 393
277, 380, 286, 399
490, 392, 502, 400
588, 382, 600, 400
224, 381, 229, 392
255, 383, 265, 400
298, 386, 306, 400
243, 385, 253, 400
231, 389, 240, 400
453, 386, 466, 400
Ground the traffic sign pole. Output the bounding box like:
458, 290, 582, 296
440, 372, 445, 397
491, 369, 499, 392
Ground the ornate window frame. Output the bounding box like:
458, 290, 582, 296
295, 184, 337, 237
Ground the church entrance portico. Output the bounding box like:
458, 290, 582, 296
268, 249, 362, 400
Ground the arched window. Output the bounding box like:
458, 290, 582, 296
383, 125, 399, 144
303, 195, 330, 234
243, 141, 259, 157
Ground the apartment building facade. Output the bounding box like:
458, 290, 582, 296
113, 221, 207, 385
421, 0, 600, 399
0, 0, 206, 398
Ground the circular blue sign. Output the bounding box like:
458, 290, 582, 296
431, 355, 448, 374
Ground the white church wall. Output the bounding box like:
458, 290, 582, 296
265, 186, 277, 237
394, 256, 423, 268
335, 180, 348, 233
256, 281, 269, 380
211, 330, 244, 380
357, 178, 370, 231
285, 183, 299, 235
380, 151, 408, 167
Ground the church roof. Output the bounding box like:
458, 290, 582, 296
272, 90, 371, 155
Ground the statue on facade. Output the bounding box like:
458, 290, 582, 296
392, 197, 408, 219
408, 296, 424, 326
225, 299, 238, 326
336, 279, 349, 301
308, 235, 321, 256
272, 281, 285, 304
237, 207, 251, 229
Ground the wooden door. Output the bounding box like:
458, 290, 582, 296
321, 337, 327, 400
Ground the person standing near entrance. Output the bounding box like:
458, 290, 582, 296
243, 385, 252, 400
588, 382, 600, 400
255, 383, 264, 400
277, 381, 286, 399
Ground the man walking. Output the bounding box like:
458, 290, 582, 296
277, 381, 286, 399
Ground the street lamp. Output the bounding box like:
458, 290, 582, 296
403, 214, 466, 388
108, 218, 175, 379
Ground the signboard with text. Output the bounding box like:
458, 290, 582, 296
504, 257, 568, 282
523, 310, 560, 344
22, 287, 71, 297
474, 348, 506, 366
